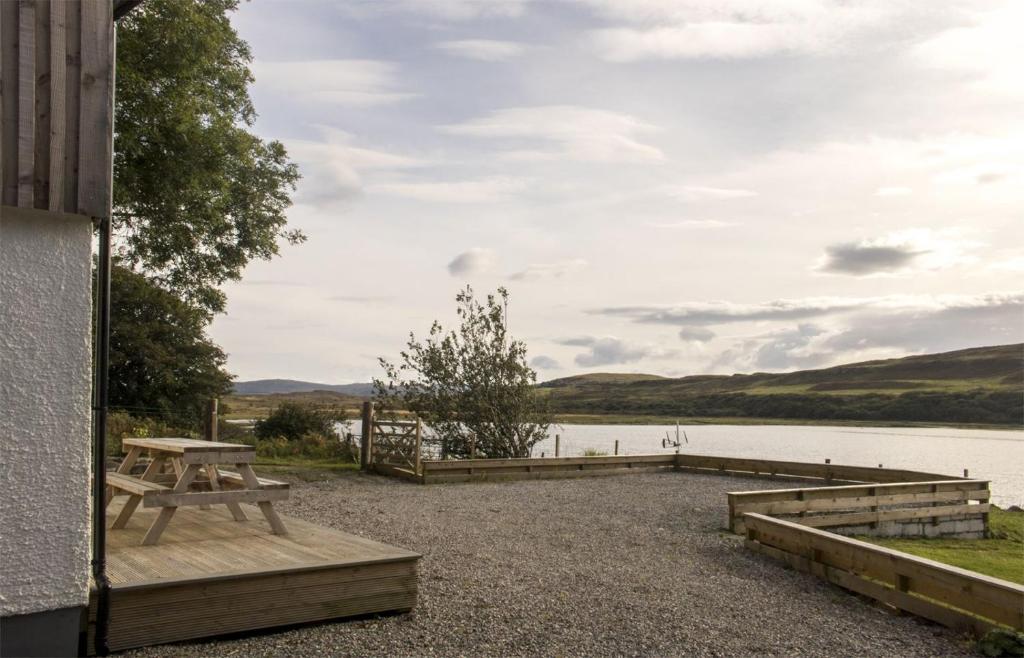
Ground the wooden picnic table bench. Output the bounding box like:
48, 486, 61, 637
105, 438, 289, 545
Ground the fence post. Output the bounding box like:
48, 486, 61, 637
614, 439, 619, 456
555, 434, 560, 458
360, 401, 373, 471
414, 417, 422, 475
204, 398, 218, 441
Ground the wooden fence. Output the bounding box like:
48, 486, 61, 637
743, 513, 1024, 634
727, 479, 991, 534
415, 453, 965, 486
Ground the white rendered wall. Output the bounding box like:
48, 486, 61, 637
0, 207, 94, 616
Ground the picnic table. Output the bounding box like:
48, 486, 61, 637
105, 438, 289, 545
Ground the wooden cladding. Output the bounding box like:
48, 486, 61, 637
1, 0, 114, 217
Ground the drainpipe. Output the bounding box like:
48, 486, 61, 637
91, 214, 113, 656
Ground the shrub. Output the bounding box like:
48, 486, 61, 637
254, 402, 345, 442
255, 432, 355, 462
105, 411, 188, 456
583, 447, 608, 456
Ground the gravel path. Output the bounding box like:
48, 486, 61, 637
128, 471, 975, 657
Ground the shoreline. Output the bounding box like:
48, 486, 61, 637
550, 413, 1023, 431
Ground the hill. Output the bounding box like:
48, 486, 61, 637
538, 344, 1023, 426
233, 379, 374, 396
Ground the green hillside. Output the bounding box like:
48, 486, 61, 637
539, 344, 1023, 426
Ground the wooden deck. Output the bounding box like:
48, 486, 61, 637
89, 498, 420, 652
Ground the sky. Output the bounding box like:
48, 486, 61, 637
211, 0, 1024, 384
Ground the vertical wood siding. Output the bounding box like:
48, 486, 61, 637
1, 0, 113, 218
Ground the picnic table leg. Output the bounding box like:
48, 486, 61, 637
112, 455, 165, 530
206, 464, 247, 521
172, 457, 210, 510
107, 445, 144, 509
237, 463, 287, 535
141, 463, 201, 546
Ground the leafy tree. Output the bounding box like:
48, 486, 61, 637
254, 402, 345, 442
375, 287, 552, 459
109, 266, 233, 428
114, 0, 302, 314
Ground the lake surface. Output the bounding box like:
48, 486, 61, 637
528, 424, 1024, 507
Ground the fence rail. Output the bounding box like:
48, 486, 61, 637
743, 513, 1024, 634
727, 479, 991, 534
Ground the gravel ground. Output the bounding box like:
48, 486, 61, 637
128, 471, 976, 657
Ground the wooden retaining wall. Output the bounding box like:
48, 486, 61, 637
417, 453, 961, 486
743, 513, 1024, 635
727, 480, 991, 535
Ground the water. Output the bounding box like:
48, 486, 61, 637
530, 424, 1024, 507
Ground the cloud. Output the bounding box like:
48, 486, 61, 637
393, 0, 530, 20
435, 39, 527, 61
649, 219, 738, 229
594, 298, 862, 326
582, 0, 891, 61
328, 294, 395, 303
441, 105, 664, 163
823, 293, 1024, 354
678, 327, 715, 343
285, 127, 426, 204
509, 259, 587, 281
370, 176, 528, 203
816, 229, 980, 276
448, 248, 496, 277
666, 186, 757, 201
710, 324, 829, 372
530, 355, 560, 370
817, 243, 923, 276
559, 336, 651, 367
252, 60, 414, 107
874, 186, 913, 197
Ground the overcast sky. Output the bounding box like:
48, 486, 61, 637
211, 0, 1024, 383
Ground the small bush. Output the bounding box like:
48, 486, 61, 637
105, 411, 189, 456
254, 402, 344, 442
255, 432, 355, 462
583, 447, 609, 456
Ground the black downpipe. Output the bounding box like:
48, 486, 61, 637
91, 214, 113, 657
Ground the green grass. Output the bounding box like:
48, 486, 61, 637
255, 458, 360, 482
862, 508, 1024, 584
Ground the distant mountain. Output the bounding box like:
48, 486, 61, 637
233, 379, 374, 397
539, 343, 1023, 426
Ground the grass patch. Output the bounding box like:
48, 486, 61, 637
255, 458, 360, 482
862, 508, 1024, 584
582, 447, 609, 456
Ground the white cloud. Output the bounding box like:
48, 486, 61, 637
370, 176, 528, 203
559, 336, 676, 367
582, 0, 891, 61
530, 355, 560, 370
284, 127, 426, 204
435, 39, 527, 61
252, 59, 414, 107
447, 248, 496, 277
911, 3, 1024, 99
509, 258, 588, 281
649, 219, 738, 229
666, 185, 757, 201
441, 105, 664, 163
874, 186, 913, 197
396, 0, 530, 21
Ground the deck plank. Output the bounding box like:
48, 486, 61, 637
91, 499, 420, 653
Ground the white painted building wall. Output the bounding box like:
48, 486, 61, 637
0, 207, 94, 617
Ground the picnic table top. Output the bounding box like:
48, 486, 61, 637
122, 437, 254, 454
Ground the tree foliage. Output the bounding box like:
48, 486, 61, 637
375, 287, 552, 459
109, 265, 233, 427
114, 0, 302, 314
254, 402, 345, 442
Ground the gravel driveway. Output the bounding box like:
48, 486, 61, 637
127, 471, 975, 657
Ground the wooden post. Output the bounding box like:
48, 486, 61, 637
963, 468, 969, 478
204, 398, 218, 441
614, 439, 619, 456
414, 417, 422, 475
359, 401, 373, 470
555, 434, 560, 458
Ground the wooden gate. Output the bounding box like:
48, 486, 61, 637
369, 418, 422, 475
